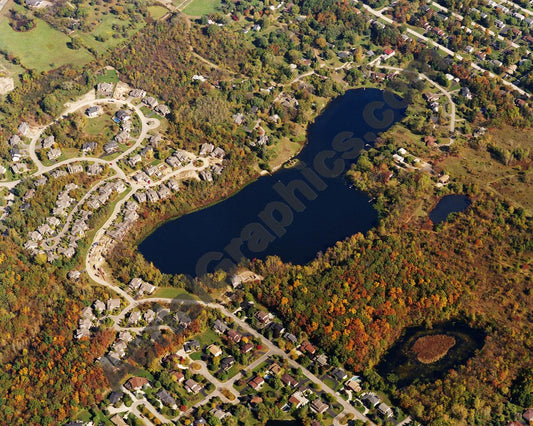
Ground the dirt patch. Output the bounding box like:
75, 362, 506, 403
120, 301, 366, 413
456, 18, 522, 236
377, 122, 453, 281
0, 78, 14, 95
411, 334, 456, 364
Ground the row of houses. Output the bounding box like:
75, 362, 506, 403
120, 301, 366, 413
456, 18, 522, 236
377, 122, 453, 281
132, 179, 179, 204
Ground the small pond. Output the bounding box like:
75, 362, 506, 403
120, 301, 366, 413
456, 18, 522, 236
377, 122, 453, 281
429, 194, 471, 225
376, 321, 486, 388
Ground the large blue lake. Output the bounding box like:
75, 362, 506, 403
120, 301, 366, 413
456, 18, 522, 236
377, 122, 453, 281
139, 88, 406, 276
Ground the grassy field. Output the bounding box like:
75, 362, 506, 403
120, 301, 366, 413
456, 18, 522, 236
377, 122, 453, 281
151, 287, 197, 300
148, 5, 169, 20
76, 14, 144, 51
95, 68, 119, 85
181, 0, 221, 16
0, 5, 92, 71
441, 125, 533, 215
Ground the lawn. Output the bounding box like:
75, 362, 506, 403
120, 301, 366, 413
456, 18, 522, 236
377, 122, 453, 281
195, 328, 222, 347
148, 5, 169, 20
181, 0, 221, 16
95, 69, 119, 85
151, 287, 198, 300
84, 113, 119, 137
0, 5, 93, 71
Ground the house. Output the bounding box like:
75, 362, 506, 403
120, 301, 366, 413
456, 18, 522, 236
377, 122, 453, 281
438, 174, 450, 184
144, 309, 156, 323
68, 270, 81, 281
0, 165, 5, 176
128, 311, 141, 325
213, 319, 229, 334
300, 341, 316, 355
171, 370, 185, 383
210, 409, 230, 421
149, 134, 162, 147
129, 89, 146, 98
139, 281, 155, 295
155, 104, 170, 116
310, 399, 329, 414
134, 192, 147, 204
67, 164, 83, 174
142, 96, 158, 108
289, 391, 309, 409
87, 163, 103, 175
41, 135, 55, 149
25, 0, 43, 7
345, 376, 362, 393
128, 154, 142, 167
104, 141, 119, 154
314, 354, 328, 367
108, 391, 123, 405
465, 45, 474, 54
124, 376, 149, 391
157, 185, 171, 200
85, 106, 101, 118
184, 379, 202, 394
93, 300, 106, 313
175, 311, 192, 328
199, 170, 213, 182
48, 148, 62, 160
107, 298, 121, 312
129, 277, 143, 290
97, 82, 114, 96
211, 147, 225, 159
18, 122, 29, 136
227, 329, 242, 343
378, 402, 393, 418
281, 373, 298, 388
199, 143, 215, 156
255, 311, 271, 325
115, 110, 131, 122
140, 146, 153, 158
382, 48, 395, 60
248, 375, 265, 390
115, 131, 129, 144
241, 343, 254, 354
362, 393, 381, 408
284, 332, 298, 344
331, 368, 347, 382
8, 135, 22, 147
184, 340, 200, 353
207, 344, 222, 357
110, 414, 128, 426
269, 322, 285, 338
11, 163, 28, 174
220, 355, 236, 371
523, 408, 533, 423
460, 87, 472, 100
269, 363, 282, 375
157, 389, 177, 409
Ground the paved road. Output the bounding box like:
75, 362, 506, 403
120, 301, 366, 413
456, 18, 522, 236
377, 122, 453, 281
362, 3, 530, 97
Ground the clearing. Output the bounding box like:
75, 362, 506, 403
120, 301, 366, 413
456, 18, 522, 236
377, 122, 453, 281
180, 0, 221, 16
0, 4, 92, 71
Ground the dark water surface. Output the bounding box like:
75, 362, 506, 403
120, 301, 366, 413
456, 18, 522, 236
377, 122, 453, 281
429, 194, 471, 225
139, 88, 406, 276
376, 321, 486, 387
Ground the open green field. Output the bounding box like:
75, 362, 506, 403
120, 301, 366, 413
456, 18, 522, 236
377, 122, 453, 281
76, 14, 145, 51
151, 287, 197, 300
0, 5, 92, 71
148, 5, 169, 20
95, 68, 119, 85
181, 0, 221, 16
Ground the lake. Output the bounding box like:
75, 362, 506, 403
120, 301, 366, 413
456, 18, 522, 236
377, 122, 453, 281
429, 194, 471, 225
376, 321, 486, 388
139, 88, 406, 277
